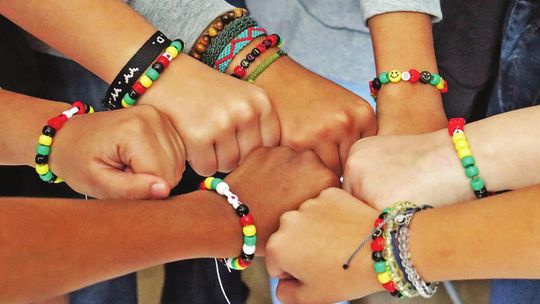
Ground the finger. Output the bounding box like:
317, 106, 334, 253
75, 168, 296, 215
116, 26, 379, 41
276, 278, 303, 304
94, 166, 170, 200
236, 118, 263, 163
215, 130, 241, 173
338, 139, 356, 175
259, 109, 281, 147
185, 141, 218, 177
314, 143, 341, 176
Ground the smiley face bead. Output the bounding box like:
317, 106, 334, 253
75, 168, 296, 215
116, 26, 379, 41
388, 70, 402, 83
420, 71, 432, 83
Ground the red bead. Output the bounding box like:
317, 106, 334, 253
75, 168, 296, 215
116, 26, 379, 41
132, 81, 147, 95
370, 237, 384, 251
383, 281, 397, 292
72, 101, 86, 114
199, 181, 207, 190
448, 118, 466, 135
238, 258, 252, 268
370, 86, 378, 96
374, 218, 384, 228
47, 114, 68, 130
257, 43, 267, 53
409, 69, 421, 83
240, 214, 254, 226
234, 66, 246, 78
156, 55, 170, 69
441, 79, 449, 93
267, 35, 278, 47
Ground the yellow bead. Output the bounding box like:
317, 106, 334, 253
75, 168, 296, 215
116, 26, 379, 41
458, 148, 472, 159
243, 224, 256, 236
88, 106, 95, 114
204, 177, 215, 189
377, 271, 392, 284
452, 132, 466, 144
436, 78, 445, 90
454, 139, 469, 150
165, 46, 178, 59
121, 99, 132, 108
208, 27, 218, 37
38, 134, 53, 146
233, 8, 244, 17
388, 70, 402, 83
35, 164, 50, 175
54, 177, 64, 183
139, 75, 153, 88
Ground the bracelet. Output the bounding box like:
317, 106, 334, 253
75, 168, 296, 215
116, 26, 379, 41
448, 118, 490, 199
200, 177, 257, 270
246, 49, 287, 83
201, 16, 259, 67
103, 31, 170, 110
120, 39, 184, 108
190, 8, 249, 60
231, 34, 281, 78
214, 26, 268, 72
35, 101, 94, 183
369, 69, 448, 102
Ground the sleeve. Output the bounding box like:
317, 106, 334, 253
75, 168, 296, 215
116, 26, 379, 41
359, 0, 442, 24
130, 0, 235, 52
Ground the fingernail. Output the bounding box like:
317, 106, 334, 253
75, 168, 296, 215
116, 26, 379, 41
150, 182, 168, 198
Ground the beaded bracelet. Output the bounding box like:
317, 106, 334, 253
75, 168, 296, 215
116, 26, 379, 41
35, 101, 94, 183
448, 118, 490, 199
246, 50, 287, 83
119, 39, 184, 109
214, 27, 268, 72
230, 34, 281, 78
190, 8, 249, 60
369, 69, 448, 101
200, 177, 256, 270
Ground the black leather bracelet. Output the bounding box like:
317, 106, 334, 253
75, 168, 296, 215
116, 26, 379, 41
102, 31, 170, 110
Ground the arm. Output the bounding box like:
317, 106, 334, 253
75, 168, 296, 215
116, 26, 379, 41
265, 186, 540, 303
0, 147, 338, 303
344, 105, 540, 209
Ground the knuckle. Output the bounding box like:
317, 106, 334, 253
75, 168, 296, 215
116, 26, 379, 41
251, 88, 273, 113
279, 210, 299, 228
298, 149, 320, 164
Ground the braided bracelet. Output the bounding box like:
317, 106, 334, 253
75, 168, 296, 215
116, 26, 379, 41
200, 177, 257, 270
190, 8, 249, 60
369, 69, 448, 102
119, 39, 184, 109
448, 118, 490, 198
230, 34, 281, 78
35, 101, 94, 183
246, 50, 287, 83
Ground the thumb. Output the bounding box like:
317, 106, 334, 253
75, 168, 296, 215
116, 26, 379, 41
97, 167, 171, 200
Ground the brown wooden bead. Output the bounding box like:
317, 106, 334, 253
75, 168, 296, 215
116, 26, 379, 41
226, 11, 235, 20
221, 13, 232, 24
191, 52, 202, 60
214, 21, 224, 31
200, 35, 211, 46
195, 43, 206, 53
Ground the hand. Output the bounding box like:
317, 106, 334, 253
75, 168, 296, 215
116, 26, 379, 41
140, 55, 280, 176
266, 188, 382, 304
343, 131, 473, 210
50, 105, 185, 199
255, 57, 377, 175
223, 147, 339, 252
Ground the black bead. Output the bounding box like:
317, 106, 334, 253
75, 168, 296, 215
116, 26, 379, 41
372, 251, 385, 262
241, 252, 255, 262
372, 77, 382, 90
420, 71, 432, 83
35, 154, 49, 165
371, 228, 383, 240
263, 40, 272, 48
240, 59, 250, 69
246, 54, 256, 62
474, 187, 489, 199
235, 204, 249, 216
42, 125, 56, 137
274, 34, 282, 46
390, 290, 402, 298
128, 89, 140, 100
152, 62, 165, 73
378, 212, 387, 220
84, 104, 92, 113
221, 14, 232, 24
46, 173, 57, 184
251, 48, 261, 57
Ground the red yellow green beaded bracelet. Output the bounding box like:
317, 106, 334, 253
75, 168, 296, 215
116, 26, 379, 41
35, 101, 94, 183
200, 177, 256, 270
369, 69, 448, 101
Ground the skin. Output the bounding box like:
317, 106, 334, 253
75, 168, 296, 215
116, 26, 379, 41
0, 147, 339, 304
266, 187, 540, 304
344, 106, 540, 209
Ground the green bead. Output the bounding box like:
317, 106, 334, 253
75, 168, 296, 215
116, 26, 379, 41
465, 165, 479, 178
39, 171, 54, 182
243, 235, 257, 246
382, 207, 392, 213
430, 73, 442, 86
379, 72, 390, 84
460, 156, 475, 168
374, 261, 387, 273
171, 40, 184, 52
36, 144, 50, 156
470, 177, 485, 191
123, 93, 136, 106
146, 68, 160, 81
210, 178, 222, 190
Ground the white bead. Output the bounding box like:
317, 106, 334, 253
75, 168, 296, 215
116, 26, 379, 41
216, 182, 229, 195
63, 107, 79, 118
242, 244, 256, 255
401, 71, 411, 81
232, 201, 240, 209
223, 189, 233, 197
227, 195, 239, 205
225, 258, 234, 269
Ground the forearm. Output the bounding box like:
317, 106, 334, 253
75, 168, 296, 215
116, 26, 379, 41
0, 190, 242, 303
410, 185, 540, 282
